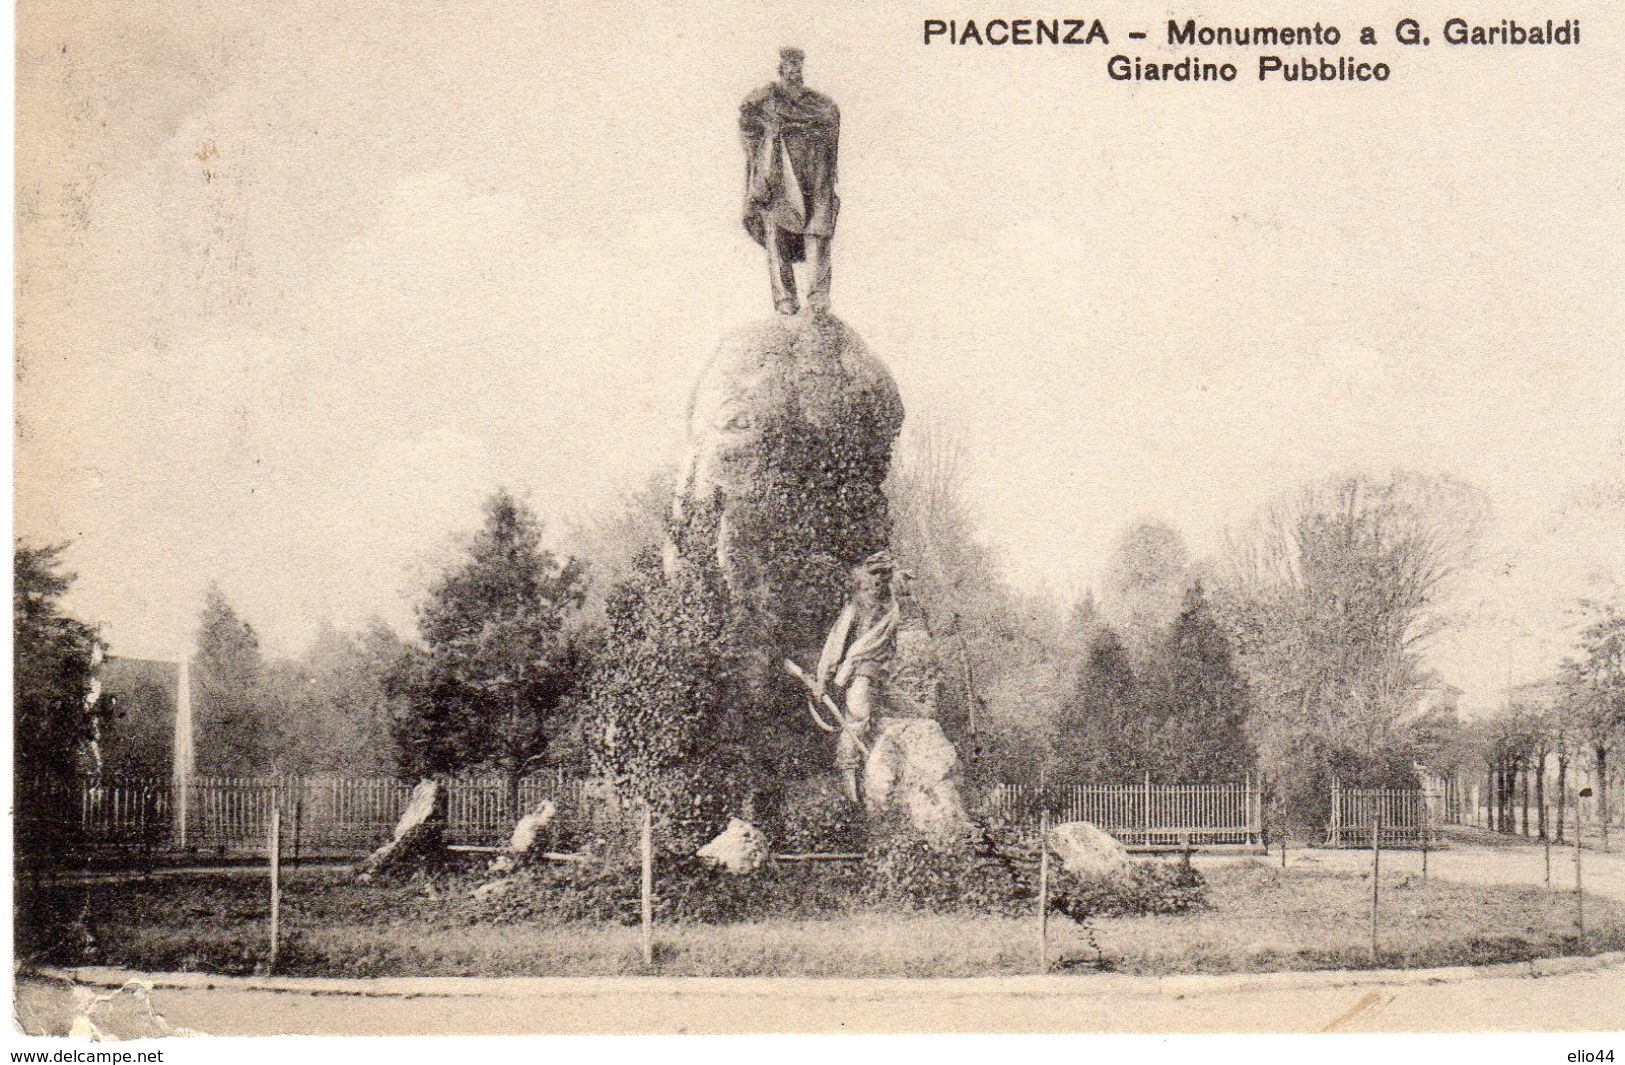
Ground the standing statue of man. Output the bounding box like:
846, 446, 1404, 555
740, 47, 840, 316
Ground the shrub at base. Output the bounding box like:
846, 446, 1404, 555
774, 775, 869, 853
1048, 861, 1208, 921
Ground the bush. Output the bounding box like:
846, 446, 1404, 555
459, 814, 1203, 927
464, 847, 872, 926
1048, 860, 1208, 921
773, 776, 869, 853
861, 818, 1030, 916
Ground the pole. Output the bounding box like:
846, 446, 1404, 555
1037, 809, 1050, 972
1369, 813, 1381, 965
1575, 798, 1585, 940
1545, 826, 1552, 890
268, 799, 281, 973
640, 802, 654, 969
1143, 771, 1152, 848
1280, 799, 1288, 869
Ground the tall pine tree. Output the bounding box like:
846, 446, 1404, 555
1048, 626, 1145, 784
393, 490, 589, 811
1143, 581, 1254, 783
193, 584, 268, 775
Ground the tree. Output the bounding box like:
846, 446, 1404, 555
394, 491, 590, 810
1552, 660, 1591, 841
1048, 626, 1143, 783
1216, 472, 1488, 823
1141, 582, 1254, 784
584, 547, 754, 842
1567, 598, 1625, 848
1048, 585, 1255, 787
262, 619, 407, 775
1101, 520, 1193, 672
14, 541, 108, 870
193, 584, 269, 775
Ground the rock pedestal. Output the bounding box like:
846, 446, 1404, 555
668, 311, 903, 658
863, 717, 972, 842
655, 309, 977, 841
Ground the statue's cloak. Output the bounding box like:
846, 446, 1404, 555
740, 81, 840, 262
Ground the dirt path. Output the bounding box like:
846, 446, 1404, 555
1250, 831, 1625, 904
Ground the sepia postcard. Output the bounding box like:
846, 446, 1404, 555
9, 0, 1624, 1052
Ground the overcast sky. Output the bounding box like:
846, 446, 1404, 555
15, 0, 1624, 713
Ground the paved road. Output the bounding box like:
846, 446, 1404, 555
15, 961, 1625, 1035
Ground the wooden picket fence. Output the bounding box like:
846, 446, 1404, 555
983, 779, 1264, 850
1326, 781, 1438, 848
74, 773, 588, 857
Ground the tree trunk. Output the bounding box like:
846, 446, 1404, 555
1521, 760, 1531, 837
1556, 753, 1568, 843
1502, 760, 1514, 835
1536, 748, 1547, 840
1494, 763, 1505, 834
1598, 744, 1610, 852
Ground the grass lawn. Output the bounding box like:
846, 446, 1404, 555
25, 859, 1624, 979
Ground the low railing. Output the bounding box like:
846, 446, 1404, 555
1326, 781, 1438, 848
73, 772, 587, 857
981, 779, 1264, 849
69, 774, 1279, 856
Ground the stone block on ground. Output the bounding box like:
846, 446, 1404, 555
356, 779, 446, 879
863, 717, 972, 843
696, 817, 771, 875
1047, 820, 1130, 880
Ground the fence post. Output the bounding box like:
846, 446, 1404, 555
1250, 775, 1262, 850
174, 773, 189, 853
1280, 797, 1289, 870
1575, 790, 1586, 940
640, 802, 654, 969
1037, 809, 1050, 973
1143, 771, 1152, 848
1370, 813, 1381, 965
268, 797, 281, 974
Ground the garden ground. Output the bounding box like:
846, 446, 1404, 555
14, 828, 1625, 1034
18, 829, 1625, 980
